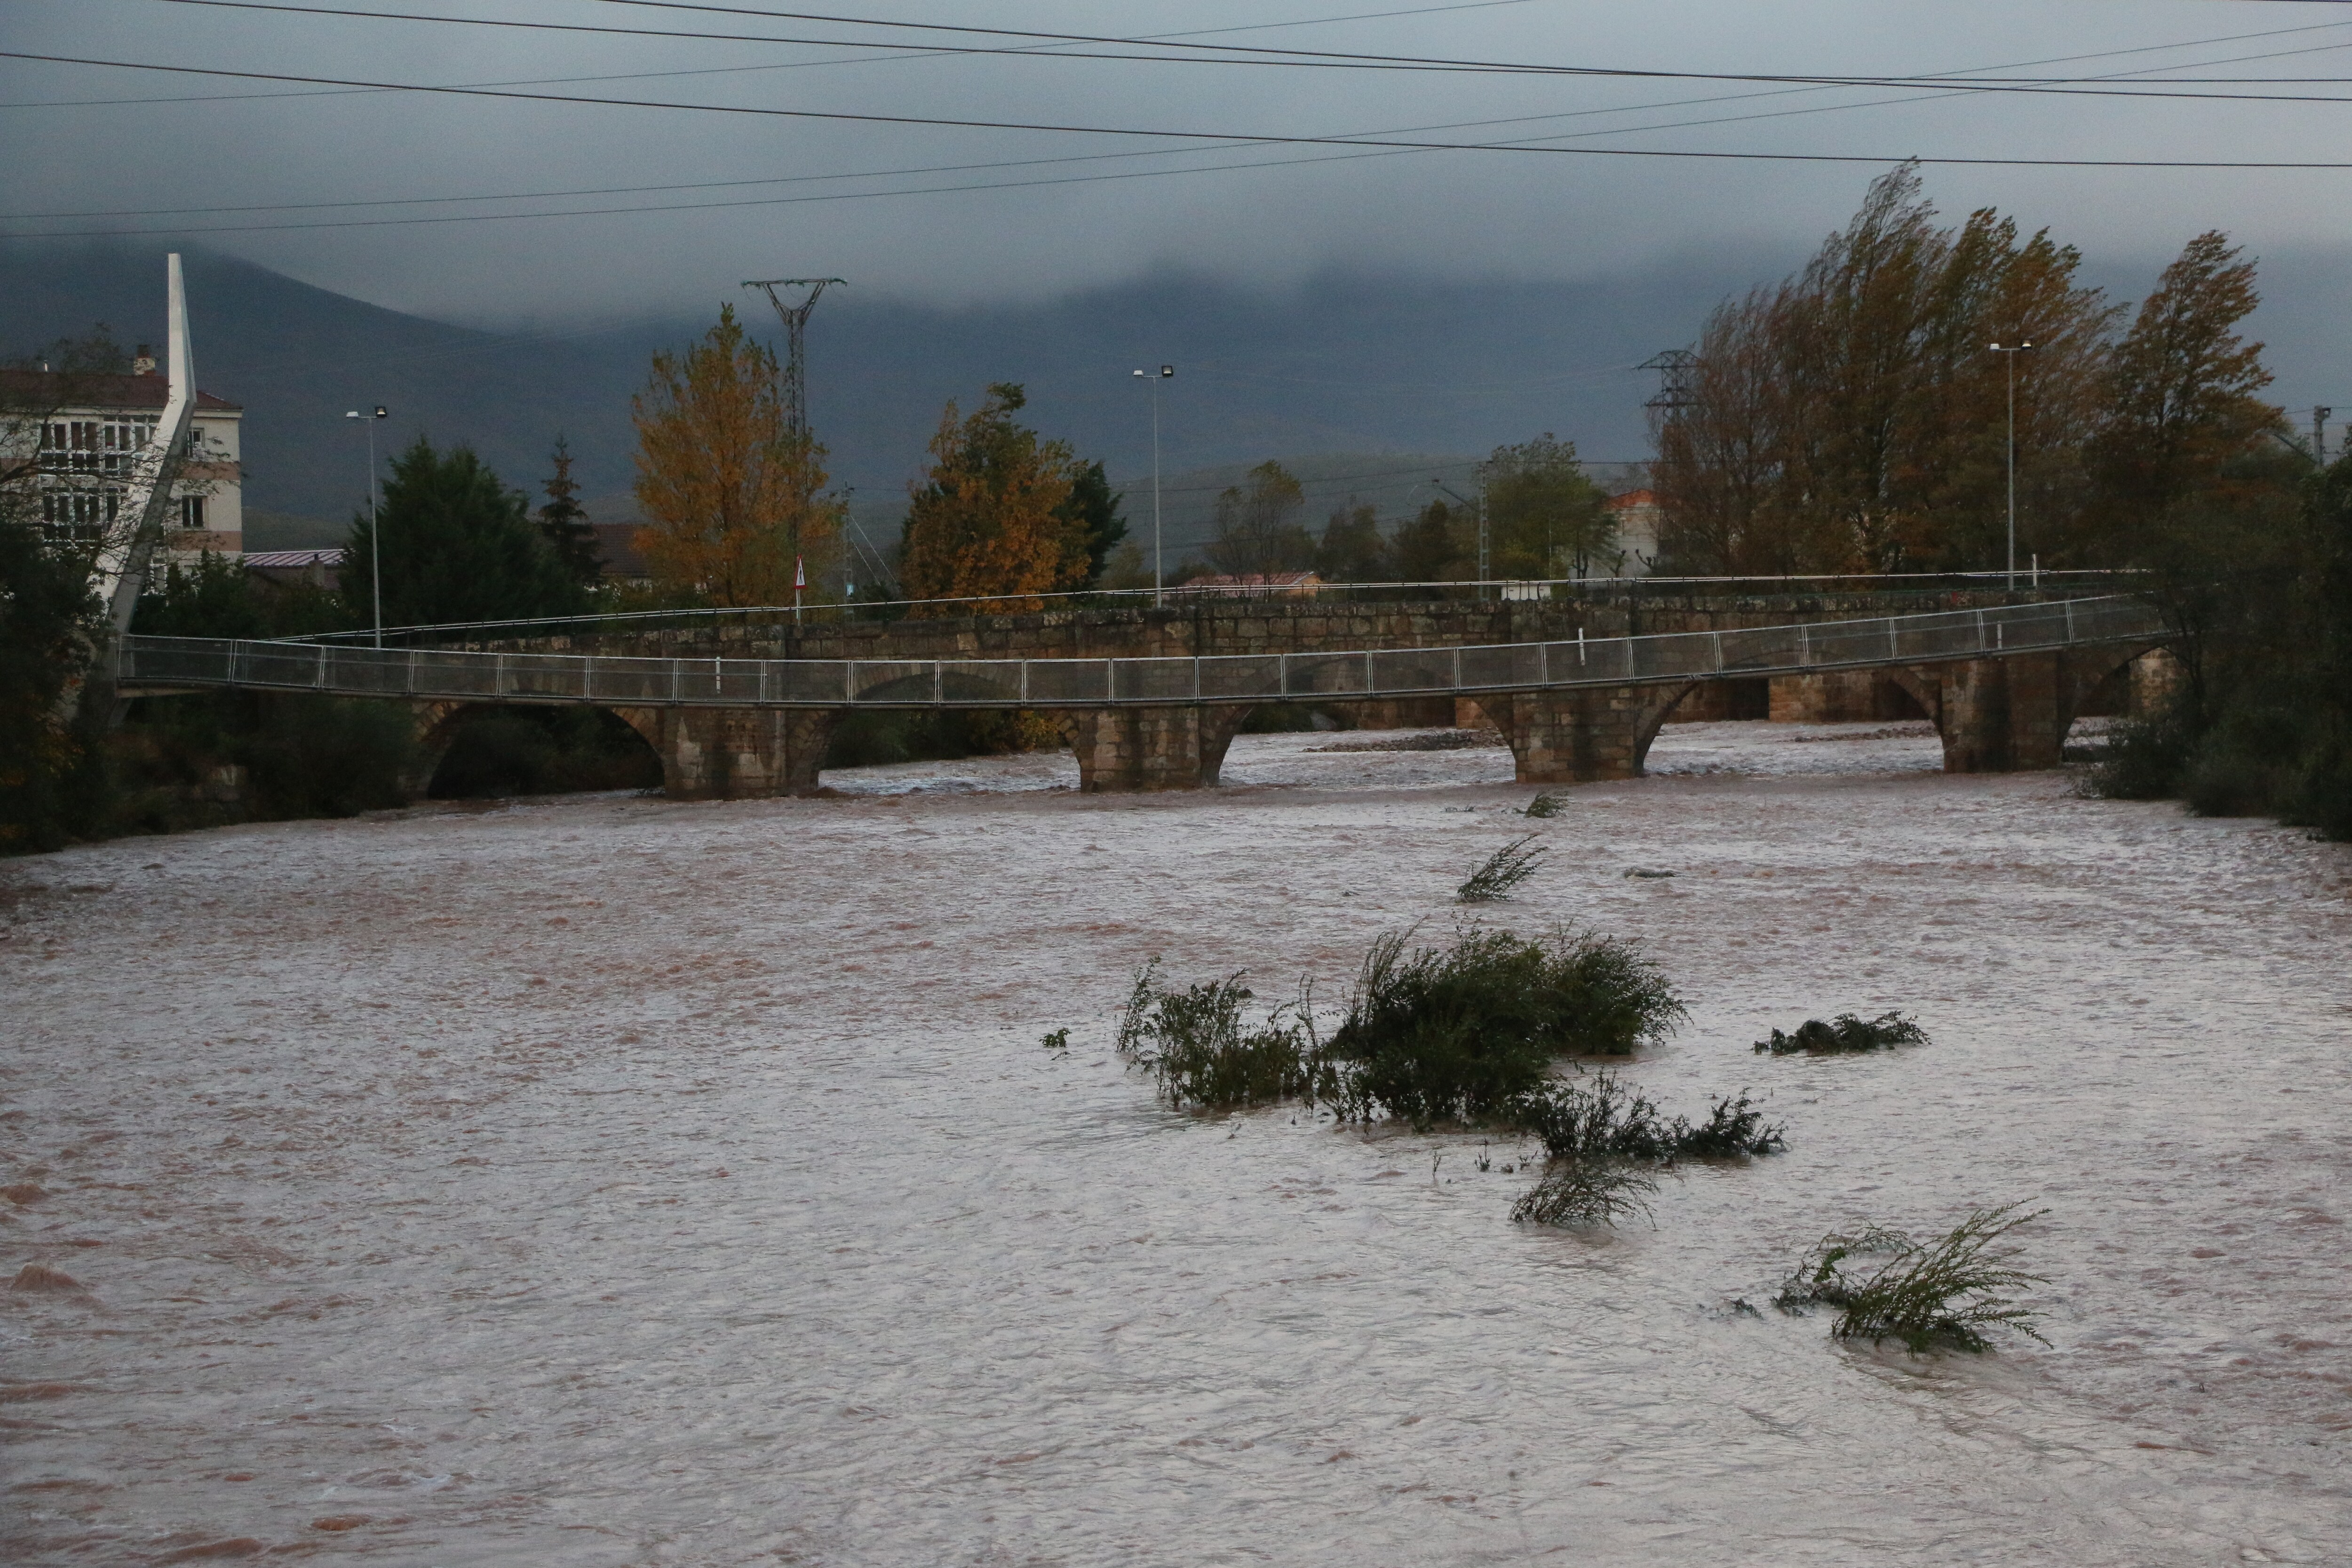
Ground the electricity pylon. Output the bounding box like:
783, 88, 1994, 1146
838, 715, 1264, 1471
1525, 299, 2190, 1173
742, 277, 846, 440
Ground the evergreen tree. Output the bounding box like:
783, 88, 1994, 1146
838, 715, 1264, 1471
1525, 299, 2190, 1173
537, 435, 603, 587
342, 438, 585, 630
1316, 501, 1391, 582
1394, 500, 1466, 584
1055, 459, 1127, 588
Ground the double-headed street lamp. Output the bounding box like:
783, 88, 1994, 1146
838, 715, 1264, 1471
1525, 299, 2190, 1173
1986, 342, 2034, 589
345, 406, 389, 645
1132, 365, 1172, 605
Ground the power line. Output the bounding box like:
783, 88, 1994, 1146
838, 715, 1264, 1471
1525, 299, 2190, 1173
31, 30, 2352, 223
13, 48, 2352, 172
111, 0, 2352, 90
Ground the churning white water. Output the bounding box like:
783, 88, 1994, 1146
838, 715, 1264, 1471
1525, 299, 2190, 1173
3, 723, 2347, 1565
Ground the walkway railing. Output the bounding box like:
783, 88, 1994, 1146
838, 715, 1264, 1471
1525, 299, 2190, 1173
116, 595, 2169, 711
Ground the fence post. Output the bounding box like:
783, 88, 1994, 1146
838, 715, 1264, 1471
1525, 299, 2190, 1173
670, 659, 680, 704
1798, 623, 1808, 668
1710, 629, 1723, 673
845, 660, 856, 704
406, 647, 419, 697
1279, 651, 1291, 699
314, 643, 327, 689
932, 661, 943, 707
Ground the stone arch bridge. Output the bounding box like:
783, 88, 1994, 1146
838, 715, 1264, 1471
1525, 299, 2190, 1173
116, 590, 2170, 799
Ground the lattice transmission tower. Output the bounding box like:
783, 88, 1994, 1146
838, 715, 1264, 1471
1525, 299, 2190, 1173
742, 277, 846, 439
1638, 348, 1700, 417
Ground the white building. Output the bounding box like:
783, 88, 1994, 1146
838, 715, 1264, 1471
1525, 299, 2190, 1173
1, 350, 245, 570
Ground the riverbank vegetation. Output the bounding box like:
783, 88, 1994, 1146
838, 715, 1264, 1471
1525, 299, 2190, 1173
1754, 1012, 1930, 1055
1775, 1204, 2051, 1353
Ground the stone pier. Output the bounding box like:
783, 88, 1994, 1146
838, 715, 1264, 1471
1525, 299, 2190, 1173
1055, 706, 1252, 791
609, 707, 839, 800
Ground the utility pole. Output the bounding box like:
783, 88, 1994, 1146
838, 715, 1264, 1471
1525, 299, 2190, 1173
1132, 365, 1173, 605
346, 405, 389, 645
742, 278, 846, 441
2315, 405, 2332, 467
1987, 340, 2034, 589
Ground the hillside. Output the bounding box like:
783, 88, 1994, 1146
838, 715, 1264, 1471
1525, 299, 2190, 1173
2, 242, 1725, 541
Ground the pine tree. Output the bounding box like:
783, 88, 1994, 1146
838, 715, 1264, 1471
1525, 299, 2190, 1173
536, 434, 603, 587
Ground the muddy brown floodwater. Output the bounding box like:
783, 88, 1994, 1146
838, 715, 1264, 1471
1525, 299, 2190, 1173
4, 722, 2349, 1565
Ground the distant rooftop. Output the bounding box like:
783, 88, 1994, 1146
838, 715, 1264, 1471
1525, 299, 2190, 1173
0, 367, 242, 412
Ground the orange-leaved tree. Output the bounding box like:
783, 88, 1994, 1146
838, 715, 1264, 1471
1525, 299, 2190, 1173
898, 383, 1081, 615
631, 304, 841, 606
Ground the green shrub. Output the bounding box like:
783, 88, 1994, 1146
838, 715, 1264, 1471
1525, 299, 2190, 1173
1512, 1072, 1784, 1160
1510, 1159, 1656, 1227
1754, 1011, 1929, 1055
1115, 960, 1326, 1110
1323, 927, 1684, 1128
1523, 792, 1565, 819
2078, 710, 2196, 801
1777, 1203, 2050, 1353
1457, 835, 1546, 903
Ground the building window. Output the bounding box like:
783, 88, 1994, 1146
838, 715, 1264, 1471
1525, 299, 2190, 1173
179, 494, 207, 530
39, 489, 121, 546
39, 417, 156, 475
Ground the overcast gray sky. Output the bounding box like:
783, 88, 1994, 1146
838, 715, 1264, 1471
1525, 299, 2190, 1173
8, 0, 2352, 324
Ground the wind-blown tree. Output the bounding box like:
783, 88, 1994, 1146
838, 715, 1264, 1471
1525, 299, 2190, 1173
1653, 163, 2118, 573
1205, 461, 1314, 575
632, 304, 842, 607
342, 438, 585, 629
536, 434, 603, 587
1479, 434, 1612, 577
899, 383, 1082, 615
2085, 232, 2283, 550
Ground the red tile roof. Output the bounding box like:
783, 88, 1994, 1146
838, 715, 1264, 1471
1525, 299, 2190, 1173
0, 368, 241, 412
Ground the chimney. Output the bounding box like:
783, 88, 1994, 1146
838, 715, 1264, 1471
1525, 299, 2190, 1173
133, 344, 157, 376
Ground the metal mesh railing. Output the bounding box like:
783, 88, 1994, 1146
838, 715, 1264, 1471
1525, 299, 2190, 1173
117, 595, 2169, 710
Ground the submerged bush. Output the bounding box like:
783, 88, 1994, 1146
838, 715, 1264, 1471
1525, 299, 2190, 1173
1514, 1072, 1784, 1161
1456, 836, 1547, 903
2078, 710, 2197, 801
1777, 1203, 2050, 1353
1753, 1011, 1929, 1055
1523, 792, 1565, 819
1115, 960, 1325, 1110
1323, 927, 1684, 1128
1510, 1159, 1657, 1228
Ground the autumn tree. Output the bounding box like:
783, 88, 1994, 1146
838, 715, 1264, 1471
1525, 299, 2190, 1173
1206, 461, 1314, 575
631, 304, 842, 607
898, 383, 1084, 614
1479, 434, 1612, 577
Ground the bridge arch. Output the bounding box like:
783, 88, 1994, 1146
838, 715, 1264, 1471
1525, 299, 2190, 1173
409, 701, 665, 800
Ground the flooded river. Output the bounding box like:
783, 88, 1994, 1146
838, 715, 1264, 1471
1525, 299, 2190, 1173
4, 722, 2347, 1564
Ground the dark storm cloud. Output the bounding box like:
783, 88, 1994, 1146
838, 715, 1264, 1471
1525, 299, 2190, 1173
8, 0, 2352, 319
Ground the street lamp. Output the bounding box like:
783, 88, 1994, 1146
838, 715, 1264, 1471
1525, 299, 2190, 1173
1131, 365, 1172, 605
1986, 342, 2033, 589
345, 406, 389, 645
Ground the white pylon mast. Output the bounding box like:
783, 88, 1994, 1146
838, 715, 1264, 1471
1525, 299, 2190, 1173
97, 253, 196, 635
